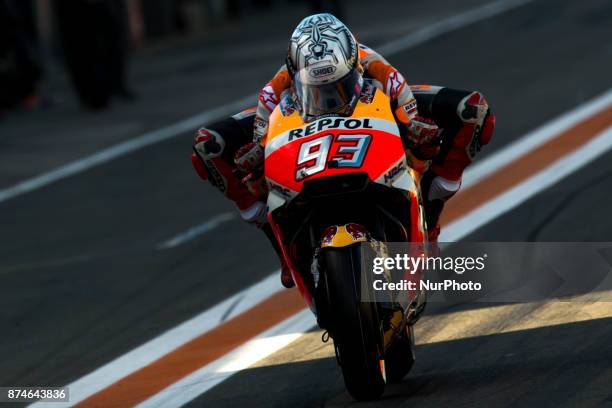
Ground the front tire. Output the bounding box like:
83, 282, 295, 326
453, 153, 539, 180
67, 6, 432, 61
384, 324, 416, 383
322, 245, 386, 401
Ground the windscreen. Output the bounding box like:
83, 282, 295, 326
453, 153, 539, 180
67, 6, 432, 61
293, 67, 363, 120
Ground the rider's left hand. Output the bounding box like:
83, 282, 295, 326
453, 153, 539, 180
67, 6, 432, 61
406, 116, 439, 145
405, 116, 441, 160
235, 142, 267, 198
234, 142, 264, 173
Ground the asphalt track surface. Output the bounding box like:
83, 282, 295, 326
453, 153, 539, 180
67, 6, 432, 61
1, 0, 611, 406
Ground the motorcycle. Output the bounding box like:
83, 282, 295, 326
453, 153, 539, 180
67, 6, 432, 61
261, 80, 428, 400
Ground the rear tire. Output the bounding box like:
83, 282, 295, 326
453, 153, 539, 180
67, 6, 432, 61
322, 245, 385, 401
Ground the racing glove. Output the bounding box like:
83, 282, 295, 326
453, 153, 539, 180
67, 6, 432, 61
235, 142, 264, 173
234, 142, 267, 198
405, 116, 441, 160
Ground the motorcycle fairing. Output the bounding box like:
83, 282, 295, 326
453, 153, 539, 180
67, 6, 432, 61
264, 88, 411, 212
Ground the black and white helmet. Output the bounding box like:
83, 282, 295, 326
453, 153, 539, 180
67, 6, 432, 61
286, 14, 363, 120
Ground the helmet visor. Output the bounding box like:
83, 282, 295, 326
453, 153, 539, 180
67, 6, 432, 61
294, 67, 363, 120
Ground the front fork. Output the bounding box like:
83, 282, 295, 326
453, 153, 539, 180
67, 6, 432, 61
268, 209, 427, 330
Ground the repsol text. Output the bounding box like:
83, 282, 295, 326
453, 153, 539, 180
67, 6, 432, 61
288, 118, 373, 141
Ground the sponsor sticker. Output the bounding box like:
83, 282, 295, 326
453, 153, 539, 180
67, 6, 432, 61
383, 162, 405, 183
288, 117, 374, 140
309, 65, 336, 78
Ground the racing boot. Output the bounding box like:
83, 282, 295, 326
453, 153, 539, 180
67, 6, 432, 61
420, 169, 459, 248
423, 90, 495, 244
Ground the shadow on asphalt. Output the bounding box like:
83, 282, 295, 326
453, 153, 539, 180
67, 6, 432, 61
192, 317, 612, 408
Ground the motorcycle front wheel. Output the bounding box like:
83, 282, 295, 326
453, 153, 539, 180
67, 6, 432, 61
322, 244, 386, 401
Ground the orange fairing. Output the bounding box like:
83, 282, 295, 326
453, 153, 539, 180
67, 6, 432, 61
264, 89, 404, 194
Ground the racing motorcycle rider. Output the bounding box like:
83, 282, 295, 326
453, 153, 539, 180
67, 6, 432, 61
191, 14, 495, 288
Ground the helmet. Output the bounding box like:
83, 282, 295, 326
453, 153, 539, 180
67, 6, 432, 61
286, 13, 363, 120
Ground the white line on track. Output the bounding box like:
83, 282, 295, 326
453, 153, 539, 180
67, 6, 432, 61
461, 88, 612, 189
378, 0, 534, 56
136, 310, 315, 408
440, 125, 612, 242
157, 212, 236, 250
1, 0, 536, 206
0, 95, 255, 205
29, 273, 282, 408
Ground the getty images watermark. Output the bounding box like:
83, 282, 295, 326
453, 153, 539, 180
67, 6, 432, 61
360, 242, 612, 303
372, 252, 487, 292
